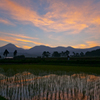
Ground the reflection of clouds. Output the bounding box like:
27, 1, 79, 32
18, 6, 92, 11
0, 71, 100, 100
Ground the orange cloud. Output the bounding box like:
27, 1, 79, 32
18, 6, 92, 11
16, 39, 42, 45
0, 32, 38, 40
0, 32, 50, 48
22, 46, 32, 49
86, 41, 99, 47
0, 0, 54, 29
7, 33, 38, 40
92, 17, 100, 25
72, 44, 88, 49
0, 37, 18, 44
73, 41, 100, 48
44, 0, 100, 33
0, 36, 50, 48
16, 38, 50, 46
0, 18, 14, 25
0, 0, 100, 34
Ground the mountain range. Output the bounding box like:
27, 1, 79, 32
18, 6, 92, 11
0, 43, 100, 57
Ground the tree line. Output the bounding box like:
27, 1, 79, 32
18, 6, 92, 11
42, 49, 100, 58
0, 48, 100, 58
42, 50, 70, 58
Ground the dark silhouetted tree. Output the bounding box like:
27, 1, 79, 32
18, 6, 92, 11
42, 51, 50, 58
44, 51, 50, 58
60, 51, 65, 57
76, 53, 80, 57
42, 51, 46, 58
80, 52, 84, 57
3, 49, 9, 57
13, 50, 17, 57
72, 52, 76, 57
52, 51, 60, 57
85, 51, 91, 56
85, 49, 100, 57
65, 50, 70, 57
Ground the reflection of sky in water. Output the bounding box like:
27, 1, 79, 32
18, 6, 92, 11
0, 71, 100, 100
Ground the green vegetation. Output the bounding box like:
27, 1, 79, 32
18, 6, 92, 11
0, 57, 100, 66
0, 57, 100, 76
0, 64, 100, 76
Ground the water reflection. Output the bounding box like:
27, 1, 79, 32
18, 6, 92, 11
0, 71, 100, 100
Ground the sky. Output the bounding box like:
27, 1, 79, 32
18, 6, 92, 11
0, 0, 100, 49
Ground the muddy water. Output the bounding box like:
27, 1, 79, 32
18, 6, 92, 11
0, 71, 100, 100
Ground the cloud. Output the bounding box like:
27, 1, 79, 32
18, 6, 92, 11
0, 36, 50, 48
86, 41, 99, 47
92, 17, 100, 25
0, 18, 15, 25
6, 33, 38, 40
73, 41, 100, 48
43, 0, 100, 32
0, 31, 50, 48
0, 0, 100, 34
16, 38, 50, 46
22, 46, 32, 49
0, 32, 38, 40
0, 37, 18, 44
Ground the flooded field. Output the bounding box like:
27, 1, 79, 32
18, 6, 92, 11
0, 68, 100, 100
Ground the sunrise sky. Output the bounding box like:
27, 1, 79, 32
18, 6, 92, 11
0, 0, 100, 49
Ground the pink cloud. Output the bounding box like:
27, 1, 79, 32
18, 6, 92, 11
0, 18, 15, 25
0, 32, 38, 40
0, 0, 100, 34
0, 31, 50, 48
16, 38, 50, 46
73, 41, 100, 48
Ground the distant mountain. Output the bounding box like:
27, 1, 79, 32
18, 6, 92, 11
0, 43, 27, 57
28, 45, 75, 56
0, 43, 100, 57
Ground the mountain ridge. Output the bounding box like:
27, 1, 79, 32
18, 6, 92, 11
0, 43, 100, 57
1, 43, 100, 50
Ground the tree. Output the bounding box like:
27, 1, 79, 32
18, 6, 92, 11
85, 51, 91, 56
42, 51, 47, 58
42, 51, 50, 58
72, 52, 76, 57
46, 51, 50, 57
85, 49, 100, 57
52, 51, 60, 57
80, 52, 84, 57
65, 50, 70, 57
76, 53, 80, 57
3, 49, 9, 57
13, 50, 17, 57
60, 51, 65, 57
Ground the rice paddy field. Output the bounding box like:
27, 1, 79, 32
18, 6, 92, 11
0, 57, 100, 100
